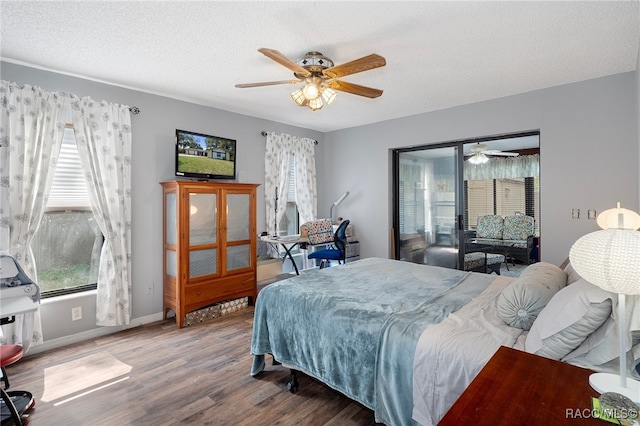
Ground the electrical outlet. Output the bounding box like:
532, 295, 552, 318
71, 306, 82, 321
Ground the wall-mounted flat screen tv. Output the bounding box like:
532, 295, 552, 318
175, 129, 237, 180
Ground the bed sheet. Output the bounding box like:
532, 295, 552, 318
412, 275, 525, 426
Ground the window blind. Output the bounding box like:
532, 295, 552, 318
47, 126, 90, 209
278, 157, 299, 236
287, 156, 296, 202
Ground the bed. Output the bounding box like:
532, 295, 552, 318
250, 257, 637, 425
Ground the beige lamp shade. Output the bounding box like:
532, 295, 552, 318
569, 229, 640, 295
596, 203, 640, 230
290, 88, 306, 106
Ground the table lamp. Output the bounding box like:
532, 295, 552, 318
569, 203, 640, 401
329, 191, 349, 224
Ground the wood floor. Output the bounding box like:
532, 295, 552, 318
7, 307, 381, 425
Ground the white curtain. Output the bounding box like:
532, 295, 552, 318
264, 132, 317, 234
465, 154, 539, 181
70, 97, 132, 326
291, 137, 317, 224
0, 80, 69, 351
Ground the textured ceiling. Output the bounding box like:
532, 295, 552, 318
1, 1, 639, 132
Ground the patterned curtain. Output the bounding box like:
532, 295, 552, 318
0, 80, 69, 351
70, 97, 132, 326
465, 154, 540, 181
292, 138, 317, 224
264, 132, 317, 234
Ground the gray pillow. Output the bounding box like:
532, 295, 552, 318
518, 262, 568, 292
497, 262, 567, 330
526, 278, 613, 360
535, 300, 612, 360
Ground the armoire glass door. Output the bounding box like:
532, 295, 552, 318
188, 191, 218, 279
395, 146, 461, 269
226, 192, 252, 272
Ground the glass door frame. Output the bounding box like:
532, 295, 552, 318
392, 130, 540, 271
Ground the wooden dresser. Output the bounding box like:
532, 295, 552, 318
439, 346, 601, 425
161, 180, 259, 328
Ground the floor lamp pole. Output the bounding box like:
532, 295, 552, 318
618, 293, 627, 388
588, 292, 640, 401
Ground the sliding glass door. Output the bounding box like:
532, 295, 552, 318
393, 132, 540, 271
393, 146, 461, 269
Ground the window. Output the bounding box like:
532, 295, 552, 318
277, 157, 300, 236
31, 126, 102, 297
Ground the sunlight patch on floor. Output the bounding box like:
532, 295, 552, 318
41, 351, 132, 402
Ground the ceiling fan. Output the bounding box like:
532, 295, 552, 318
235, 48, 386, 110
465, 143, 519, 165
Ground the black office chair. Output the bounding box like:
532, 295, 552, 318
307, 220, 350, 269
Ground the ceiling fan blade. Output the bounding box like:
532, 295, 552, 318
258, 48, 311, 78
485, 151, 519, 157
328, 80, 383, 98
323, 54, 386, 79
235, 79, 301, 88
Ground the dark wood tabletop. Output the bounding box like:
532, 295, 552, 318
439, 346, 603, 425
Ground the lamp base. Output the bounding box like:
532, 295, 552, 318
589, 372, 640, 402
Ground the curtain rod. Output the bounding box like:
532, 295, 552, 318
63, 105, 140, 127
261, 131, 318, 145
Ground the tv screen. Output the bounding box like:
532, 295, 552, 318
175, 129, 237, 180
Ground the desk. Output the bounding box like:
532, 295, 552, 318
0, 285, 39, 325
1, 252, 40, 325
439, 346, 601, 425
260, 235, 310, 275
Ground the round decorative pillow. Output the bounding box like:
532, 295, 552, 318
497, 262, 567, 330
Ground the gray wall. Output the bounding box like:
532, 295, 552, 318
637, 46, 640, 205
323, 72, 639, 267
2, 59, 638, 350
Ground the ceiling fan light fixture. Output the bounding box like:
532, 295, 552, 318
308, 97, 323, 111
321, 87, 337, 105
302, 80, 321, 100
468, 152, 489, 165
290, 88, 306, 106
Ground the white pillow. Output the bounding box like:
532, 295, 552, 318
563, 261, 582, 285
497, 262, 567, 330
525, 278, 613, 359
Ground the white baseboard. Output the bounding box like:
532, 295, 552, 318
27, 312, 165, 356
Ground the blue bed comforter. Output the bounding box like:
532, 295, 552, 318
250, 257, 495, 425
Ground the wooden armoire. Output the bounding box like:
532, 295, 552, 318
161, 180, 259, 328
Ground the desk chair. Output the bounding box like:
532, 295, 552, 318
308, 220, 350, 269
0, 345, 35, 426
